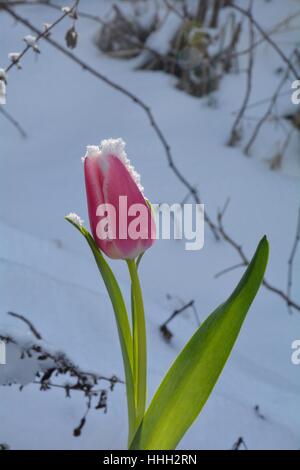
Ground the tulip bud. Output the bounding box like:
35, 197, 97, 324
83, 138, 155, 260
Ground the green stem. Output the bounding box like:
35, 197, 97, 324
127, 259, 147, 428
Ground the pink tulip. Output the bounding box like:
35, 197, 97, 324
83, 139, 155, 260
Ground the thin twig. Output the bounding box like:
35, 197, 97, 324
12, 0, 106, 24
228, 0, 254, 146
163, 0, 186, 20
33, 379, 106, 395
3, 1, 78, 73
227, 10, 300, 61
160, 300, 195, 342
0, 106, 27, 138
232, 436, 248, 450
254, 404, 266, 420
287, 208, 300, 313
163, 300, 195, 327
230, 2, 298, 79
244, 64, 291, 155
7, 311, 43, 339
214, 262, 246, 279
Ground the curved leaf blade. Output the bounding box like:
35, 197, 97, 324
131, 236, 269, 450
65, 217, 136, 442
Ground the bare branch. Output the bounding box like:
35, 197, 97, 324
254, 404, 266, 420
214, 262, 246, 279
3, 2, 78, 74
228, 0, 254, 146
230, 2, 299, 79
8, 0, 106, 25
163, 0, 186, 20
160, 300, 196, 342
7, 310, 43, 339
1, 314, 122, 436
232, 436, 248, 450
287, 208, 300, 313
0, 106, 27, 137
244, 65, 290, 155
226, 10, 300, 63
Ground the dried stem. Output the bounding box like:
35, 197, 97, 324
244, 65, 291, 155
287, 208, 300, 313
230, 2, 298, 79
7, 311, 43, 339
228, 0, 254, 146
0, 106, 27, 138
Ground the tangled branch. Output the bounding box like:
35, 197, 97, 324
287, 208, 300, 314
1, 311, 122, 436
2, 2, 219, 241
230, 1, 298, 79
244, 64, 292, 156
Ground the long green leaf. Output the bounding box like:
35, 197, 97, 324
65, 217, 136, 443
131, 236, 269, 450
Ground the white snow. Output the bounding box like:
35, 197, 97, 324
65, 213, 84, 228
83, 138, 144, 194
61, 6, 71, 15
0, 0, 299, 450
147, 11, 181, 55
0, 80, 6, 104
0, 327, 59, 386
23, 35, 37, 46
0, 68, 6, 80
8, 52, 21, 62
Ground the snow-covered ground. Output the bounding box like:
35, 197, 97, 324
0, 0, 299, 450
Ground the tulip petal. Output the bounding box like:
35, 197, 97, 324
103, 155, 155, 259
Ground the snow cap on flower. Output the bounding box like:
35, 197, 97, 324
83, 138, 144, 194
66, 212, 84, 228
